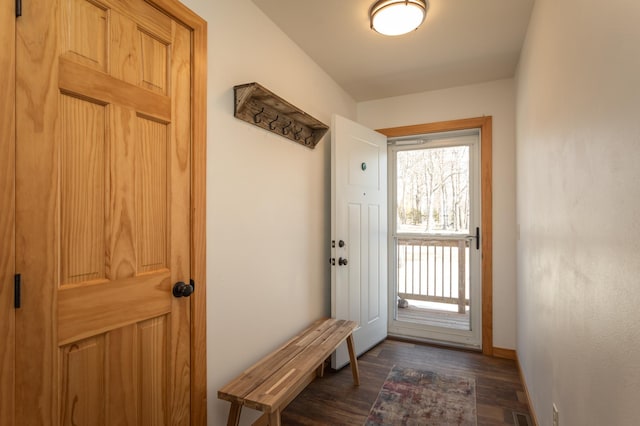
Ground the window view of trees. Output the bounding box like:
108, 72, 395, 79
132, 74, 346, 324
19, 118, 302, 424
396, 146, 469, 234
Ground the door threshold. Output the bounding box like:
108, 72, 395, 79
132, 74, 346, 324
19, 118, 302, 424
387, 333, 482, 353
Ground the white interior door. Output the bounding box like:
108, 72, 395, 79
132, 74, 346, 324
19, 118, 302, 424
331, 114, 387, 368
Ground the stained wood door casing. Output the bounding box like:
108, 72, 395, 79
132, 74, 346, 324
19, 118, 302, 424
378, 117, 493, 355
15, 0, 204, 423
0, 0, 16, 424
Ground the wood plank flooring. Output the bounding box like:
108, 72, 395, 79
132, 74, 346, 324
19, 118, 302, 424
281, 339, 532, 425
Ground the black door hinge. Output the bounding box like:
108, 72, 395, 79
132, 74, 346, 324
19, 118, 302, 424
16, 0, 22, 17
14, 274, 21, 308
475, 227, 480, 250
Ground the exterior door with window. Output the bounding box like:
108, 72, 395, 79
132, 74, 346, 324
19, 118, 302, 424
388, 131, 482, 348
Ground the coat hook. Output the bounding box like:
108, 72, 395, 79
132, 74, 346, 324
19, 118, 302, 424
305, 134, 314, 145
294, 126, 303, 140
282, 121, 292, 135
253, 107, 264, 124
269, 115, 279, 130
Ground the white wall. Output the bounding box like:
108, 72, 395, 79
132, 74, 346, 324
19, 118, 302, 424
516, 0, 640, 425
358, 79, 518, 349
177, 1, 356, 425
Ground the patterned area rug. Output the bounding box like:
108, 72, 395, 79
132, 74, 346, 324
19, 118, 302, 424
365, 366, 477, 426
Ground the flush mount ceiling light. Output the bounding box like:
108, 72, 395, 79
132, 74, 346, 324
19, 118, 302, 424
370, 0, 428, 36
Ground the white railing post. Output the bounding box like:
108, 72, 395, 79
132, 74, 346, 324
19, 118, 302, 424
457, 239, 466, 314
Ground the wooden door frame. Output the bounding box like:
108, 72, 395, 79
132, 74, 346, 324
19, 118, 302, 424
146, 0, 208, 422
0, 0, 16, 424
377, 116, 494, 356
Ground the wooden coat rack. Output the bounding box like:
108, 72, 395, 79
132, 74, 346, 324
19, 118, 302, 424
233, 82, 329, 149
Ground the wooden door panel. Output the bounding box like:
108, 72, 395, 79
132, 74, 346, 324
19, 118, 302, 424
61, 0, 108, 71
138, 316, 169, 425
16, 0, 194, 423
139, 30, 169, 95
60, 336, 106, 425
60, 94, 107, 285
137, 116, 169, 273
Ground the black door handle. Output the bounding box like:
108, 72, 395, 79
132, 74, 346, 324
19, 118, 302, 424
173, 281, 194, 298
475, 226, 480, 250
338, 257, 348, 266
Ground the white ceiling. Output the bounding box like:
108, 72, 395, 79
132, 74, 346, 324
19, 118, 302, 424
252, 0, 535, 101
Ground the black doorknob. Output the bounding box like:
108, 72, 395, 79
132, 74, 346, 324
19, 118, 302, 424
338, 257, 348, 266
173, 281, 194, 298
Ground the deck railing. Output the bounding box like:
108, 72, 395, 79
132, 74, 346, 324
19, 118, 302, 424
396, 237, 470, 314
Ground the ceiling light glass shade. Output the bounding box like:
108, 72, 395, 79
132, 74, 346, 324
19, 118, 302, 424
370, 0, 428, 36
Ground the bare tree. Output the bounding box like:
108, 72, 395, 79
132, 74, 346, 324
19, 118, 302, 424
397, 146, 469, 233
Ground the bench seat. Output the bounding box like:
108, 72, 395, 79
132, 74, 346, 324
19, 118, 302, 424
218, 318, 360, 426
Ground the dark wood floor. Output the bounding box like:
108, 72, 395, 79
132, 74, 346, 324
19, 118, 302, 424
281, 339, 532, 425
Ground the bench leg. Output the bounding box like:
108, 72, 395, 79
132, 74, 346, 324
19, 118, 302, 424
252, 413, 269, 426
227, 402, 242, 426
252, 410, 281, 426
316, 358, 326, 378
269, 410, 281, 426
346, 334, 360, 386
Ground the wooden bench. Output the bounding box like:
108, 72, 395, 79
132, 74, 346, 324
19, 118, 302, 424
218, 318, 360, 426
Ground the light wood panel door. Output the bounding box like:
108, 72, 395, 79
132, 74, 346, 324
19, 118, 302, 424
15, 0, 201, 424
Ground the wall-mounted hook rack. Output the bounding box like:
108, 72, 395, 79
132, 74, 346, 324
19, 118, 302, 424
233, 82, 329, 149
